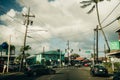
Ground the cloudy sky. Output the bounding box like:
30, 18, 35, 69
0, 0, 120, 57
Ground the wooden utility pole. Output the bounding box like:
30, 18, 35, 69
67, 40, 70, 65
94, 26, 98, 64
6, 35, 11, 73
104, 44, 107, 63
93, 28, 96, 65
20, 7, 35, 71
96, 26, 99, 63
43, 46, 45, 54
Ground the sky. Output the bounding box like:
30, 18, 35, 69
0, 0, 120, 57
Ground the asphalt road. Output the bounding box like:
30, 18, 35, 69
0, 67, 113, 80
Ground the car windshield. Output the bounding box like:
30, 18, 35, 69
94, 65, 105, 69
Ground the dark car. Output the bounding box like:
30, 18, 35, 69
0, 64, 19, 72
90, 65, 108, 76
24, 64, 56, 76
113, 71, 120, 80
74, 63, 81, 67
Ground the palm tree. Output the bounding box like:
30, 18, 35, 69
10, 45, 15, 55
20, 45, 31, 52
15, 53, 30, 64
20, 45, 31, 67
80, 0, 110, 53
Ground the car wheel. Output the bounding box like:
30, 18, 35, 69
90, 72, 95, 77
113, 76, 120, 80
33, 72, 37, 76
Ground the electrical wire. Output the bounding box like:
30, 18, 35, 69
101, 1, 120, 24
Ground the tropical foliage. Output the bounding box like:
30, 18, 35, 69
80, 0, 110, 52
20, 45, 31, 52
70, 53, 80, 59
14, 53, 30, 64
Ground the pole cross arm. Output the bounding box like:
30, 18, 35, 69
22, 14, 35, 18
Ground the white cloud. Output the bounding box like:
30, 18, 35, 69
1, 0, 120, 56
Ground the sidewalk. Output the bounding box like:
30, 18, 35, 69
0, 72, 23, 77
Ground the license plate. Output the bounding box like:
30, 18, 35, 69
99, 69, 103, 71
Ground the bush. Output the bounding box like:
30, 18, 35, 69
103, 62, 113, 73
103, 62, 120, 73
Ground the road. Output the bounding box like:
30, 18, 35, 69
0, 67, 112, 80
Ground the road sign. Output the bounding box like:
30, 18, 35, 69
85, 50, 91, 54
110, 41, 119, 50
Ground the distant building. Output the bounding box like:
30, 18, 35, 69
108, 29, 120, 58
26, 50, 65, 65
0, 44, 16, 65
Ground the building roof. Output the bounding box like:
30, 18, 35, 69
41, 50, 65, 55
75, 57, 84, 61
107, 50, 120, 58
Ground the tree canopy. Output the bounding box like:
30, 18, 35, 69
70, 53, 80, 59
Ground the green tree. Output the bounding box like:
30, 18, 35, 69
70, 53, 80, 59
80, 0, 110, 52
20, 45, 31, 52
19, 45, 31, 67
10, 45, 15, 55
15, 53, 30, 64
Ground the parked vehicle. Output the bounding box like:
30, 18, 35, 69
52, 64, 59, 68
24, 64, 56, 76
90, 65, 108, 76
74, 63, 81, 67
113, 72, 120, 80
0, 64, 19, 72
84, 63, 89, 67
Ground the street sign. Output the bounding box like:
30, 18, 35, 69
85, 50, 91, 54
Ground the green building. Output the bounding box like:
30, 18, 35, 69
26, 50, 65, 65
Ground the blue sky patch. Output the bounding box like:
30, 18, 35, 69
48, 0, 55, 2
0, 0, 22, 15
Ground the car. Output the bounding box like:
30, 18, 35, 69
90, 64, 108, 77
24, 64, 56, 76
0, 64, 19, 72
74, 63, 81, 67
113, 71, 120, 80
52, 64, 59, 68
84, 63, 89, 67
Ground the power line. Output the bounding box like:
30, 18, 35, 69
101, 1, 120, 24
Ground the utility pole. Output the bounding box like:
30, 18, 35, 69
43, 46, 45, 54
59, 50, 62, 67
93, 29, 96, 65
96, 26, 99, 64
96, 25, 98, 63
20, 7, 35, 71
104, 44, 107, 63
67, 40, 70, 65
6, 35, 11, 73
94, 26, 98, 64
